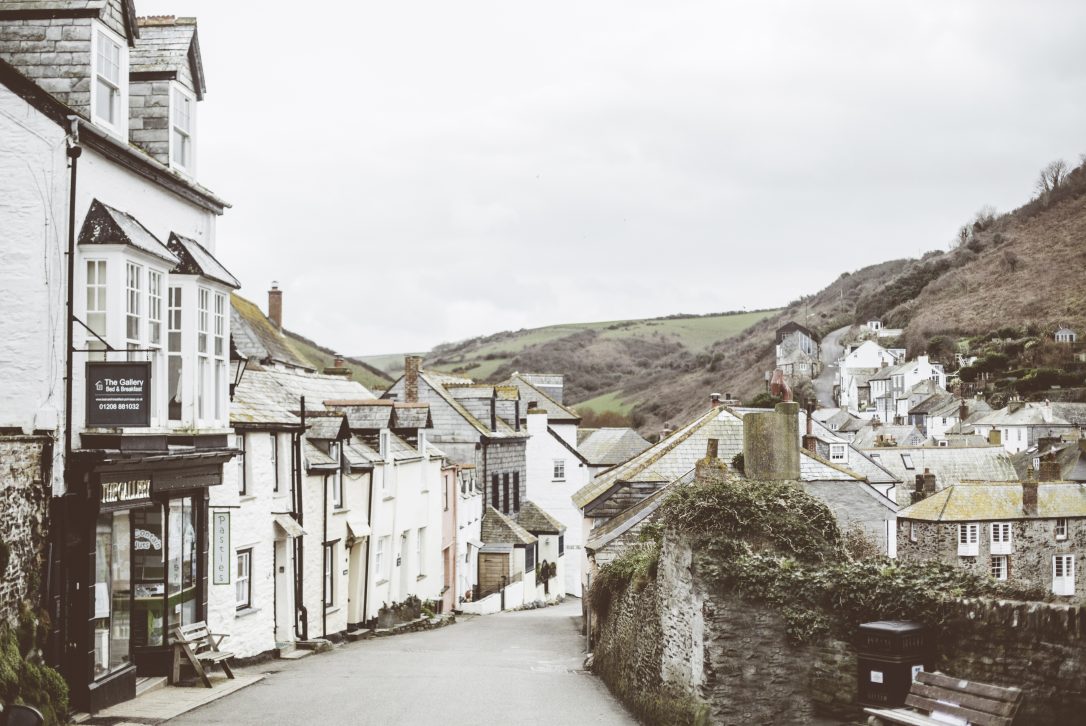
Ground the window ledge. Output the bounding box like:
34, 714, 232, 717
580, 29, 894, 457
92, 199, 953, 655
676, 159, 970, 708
325, 606, 340, 614
332, 508, 349, 515
239, 495, 257, 502
376, 579, 388, 586
417, 575, 427, 581
552, 479, 566, 483
235, 606, 261, 618
383, 496, 395, 502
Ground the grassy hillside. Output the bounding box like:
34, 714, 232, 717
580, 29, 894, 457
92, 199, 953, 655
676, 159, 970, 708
360, 156, 1086, 435
284, 330, 394, 393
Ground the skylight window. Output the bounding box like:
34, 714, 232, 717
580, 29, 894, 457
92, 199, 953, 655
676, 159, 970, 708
901, 453, 914, 469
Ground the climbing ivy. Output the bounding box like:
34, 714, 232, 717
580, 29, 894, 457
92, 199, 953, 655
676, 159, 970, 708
0, 606, 68, 725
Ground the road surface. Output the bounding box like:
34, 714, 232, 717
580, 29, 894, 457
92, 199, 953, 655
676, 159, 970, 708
814, 325, 850, 407
166, 599, 635, 726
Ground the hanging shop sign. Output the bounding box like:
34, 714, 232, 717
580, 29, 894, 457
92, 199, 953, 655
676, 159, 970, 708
99, 473, 153, 511
212, 511, 231, 585
85, 361, 152, 427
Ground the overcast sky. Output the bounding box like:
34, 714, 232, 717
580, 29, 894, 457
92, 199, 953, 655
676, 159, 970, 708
139, 0, 1086, 356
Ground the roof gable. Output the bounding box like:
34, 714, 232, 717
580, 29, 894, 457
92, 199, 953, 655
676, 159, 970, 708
167, 232, 239, 288
77, 199, 178, 264
132, 16, 205, 97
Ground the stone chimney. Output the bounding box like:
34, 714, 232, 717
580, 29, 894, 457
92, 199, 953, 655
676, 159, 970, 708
802, 399, 818, 454
1008, 399, 1024, 414
911, 468, 937, 504
710, 393, 722, 409
695, 438, 727, 485
268, 281, 283, 329
323, 354, 352, 378
404, 355, 423, 403
742, 401, 801, 481
1022, 476, 1038, 516
1039, 452, 1062, 482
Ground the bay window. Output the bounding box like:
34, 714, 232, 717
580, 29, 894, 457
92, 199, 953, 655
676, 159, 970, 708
197, 287, 210, 420
86, 259, 107, 360
148, 271, 163, 348
125, 262, 142, 355
214, 293, 226, 422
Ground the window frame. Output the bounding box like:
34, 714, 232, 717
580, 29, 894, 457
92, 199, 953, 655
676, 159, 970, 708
558, 535, 565, 556
85, 259, 108, 360
235, 548, 252, 610
124, 261, 142, 353
1055, 518, 1068, 541
375, 536, 387, 581
170, 83, 196, 172
909, 521, 917, 543
990, 555, 1008, 581
167, 285, 183, 422
236, 433, 247, 495
829, 444, 847, 463
417, 527, 426, 576
323, 542, 335, 607
990, 522, 1013, 555
553, 459, 566, 481
91, 24, 126, 134
957, 523, 979, 557
524, 542, 536, 573
1053, 554, 1076, 596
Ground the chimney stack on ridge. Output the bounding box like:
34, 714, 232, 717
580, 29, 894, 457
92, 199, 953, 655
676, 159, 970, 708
268, 281, 283, 329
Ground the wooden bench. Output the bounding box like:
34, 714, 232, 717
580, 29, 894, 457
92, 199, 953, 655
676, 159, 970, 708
171, 622, 235, 688
866, 671, 1023, 726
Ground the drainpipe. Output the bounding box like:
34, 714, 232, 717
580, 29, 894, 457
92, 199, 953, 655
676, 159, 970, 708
62, 118, 80, 473
295, 396, 308, 641
322, 470, 328, 638
362, 466, 375, 626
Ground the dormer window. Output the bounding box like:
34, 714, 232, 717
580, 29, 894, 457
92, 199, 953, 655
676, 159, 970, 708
93, 27, 126, 133
171, 86, 195, 171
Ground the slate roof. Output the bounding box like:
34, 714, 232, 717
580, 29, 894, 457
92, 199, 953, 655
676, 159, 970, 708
231, 295, 312, 369
230, 369, 302, 427
576, 428, 653, 467
909, 392, 957, 416
413, 371, 525, 440
502, 373, 580, 422
131, 16, 205, 98
305, 414, 350, 441
1050, 403, 1086, 427
0, 1, 138, 42
166, 233, 239, 288
899, 481, 1086, 521
344, 437, 380, 469
304, 441, 337, 469
393, 404, 432, 429
481, 506, 536, 546
865, 446, 1017, 490
572, 407, 744, 509
258, 367, 375, 413
329, 401, 392, 429
975, 403, 1073, 427
586, 470, 696, 551
515, 501, 566, 535
77, 199, 178, 264
851, 424, 926, 449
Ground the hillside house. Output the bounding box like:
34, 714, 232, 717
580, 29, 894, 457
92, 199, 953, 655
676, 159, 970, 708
897, 470, 1086, 599
868, 356, 948, 424
1055, 327, 1078, 344
851, 422, 927, 449
775, 322, 821, 379
973, 401, 1079, 454
837, 341, 903, 412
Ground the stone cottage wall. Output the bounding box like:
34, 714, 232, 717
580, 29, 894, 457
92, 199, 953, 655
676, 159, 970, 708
0, 435, 51, 626
595, 532, 1086, 725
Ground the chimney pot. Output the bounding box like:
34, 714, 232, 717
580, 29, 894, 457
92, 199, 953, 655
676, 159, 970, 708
710, 392, 722, 409
268, 281, 283, 329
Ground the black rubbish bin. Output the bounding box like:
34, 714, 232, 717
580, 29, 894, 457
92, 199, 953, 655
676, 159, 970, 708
856, 620, 928, 708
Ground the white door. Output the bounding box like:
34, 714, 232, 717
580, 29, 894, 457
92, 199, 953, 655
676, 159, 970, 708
1053, 555, 1075, 596
274, 538, 294, 643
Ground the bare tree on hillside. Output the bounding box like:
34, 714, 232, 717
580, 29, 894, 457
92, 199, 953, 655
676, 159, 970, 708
1035, 159, 1068, 199
973, 205, 997, 231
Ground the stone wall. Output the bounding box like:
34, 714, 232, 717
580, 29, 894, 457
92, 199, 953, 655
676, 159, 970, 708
0, 436, 51, 626
595, 532, 1086, 725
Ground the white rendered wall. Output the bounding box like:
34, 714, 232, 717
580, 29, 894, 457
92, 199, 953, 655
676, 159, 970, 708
524, 413, 588, 596
0, 86, 69, 490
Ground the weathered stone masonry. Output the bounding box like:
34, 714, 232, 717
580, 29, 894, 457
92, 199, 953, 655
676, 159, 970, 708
0, 435, 51, 626
595, 532, 1086, 725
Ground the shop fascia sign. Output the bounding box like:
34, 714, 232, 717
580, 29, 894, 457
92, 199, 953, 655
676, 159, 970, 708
100, 473, 152, 510
86, 361, 151, 427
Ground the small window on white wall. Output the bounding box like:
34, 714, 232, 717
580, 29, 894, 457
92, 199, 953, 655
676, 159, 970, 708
829, 444, 847, 463
171, 86, 195, 171
553, 460, 565, 481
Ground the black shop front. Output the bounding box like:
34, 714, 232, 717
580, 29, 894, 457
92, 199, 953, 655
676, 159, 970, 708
55, 444, 234, 713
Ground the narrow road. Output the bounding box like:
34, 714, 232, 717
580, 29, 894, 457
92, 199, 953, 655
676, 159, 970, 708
166, 599, 634, 726
814, 325, 849, 407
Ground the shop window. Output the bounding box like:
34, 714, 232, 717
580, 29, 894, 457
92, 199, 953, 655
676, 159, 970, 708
235, 549, 252, 610
167, 498, 198, 629
93, 510, 131, 678
132, 506, 165, 647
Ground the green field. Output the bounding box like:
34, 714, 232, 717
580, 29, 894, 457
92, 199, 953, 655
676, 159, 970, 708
575, 390, 635, 415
